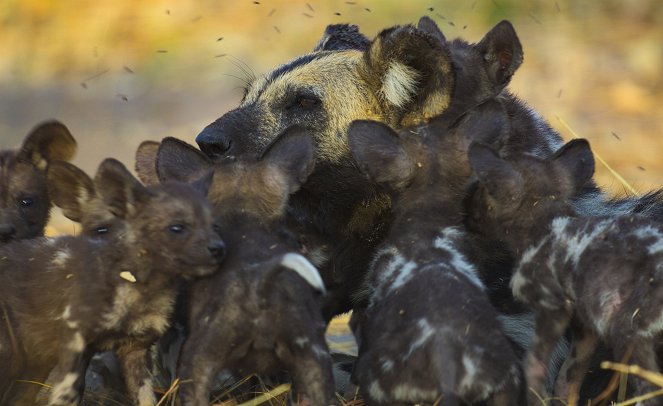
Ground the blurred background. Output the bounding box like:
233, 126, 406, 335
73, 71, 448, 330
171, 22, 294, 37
1, 0, 662, 234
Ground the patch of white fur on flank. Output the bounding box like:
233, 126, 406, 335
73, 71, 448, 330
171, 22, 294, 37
306, 247, 330, 268
51, 248, 71, 268
49, 372, 79, 404
391, 384, 438, 403
102, 285, 140, 330
519, 239, 546, 266
311, 343, 330, 360
510, 270, 529, 299
434, 228, 483, 290
403, 319, 435, 359
68, 332, 85, 352
380, 357, 394, 372
563, 219, 612, 266
374, 247, 405, 288
368, 380, 388, 402
295, 336, 310, 348
137, 378, 156, 406
458, 354, 491, 401
634, 225, 663, 255
390, 260, 417, 291
380, 62, 419, 108
550, 217, 571, 243
281, 253, 326, 293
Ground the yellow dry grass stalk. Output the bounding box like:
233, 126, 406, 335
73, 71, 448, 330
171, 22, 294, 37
555, 116, 638, 196
232, 383, 290, 406
601, 361, 663, 405
156, 378, 181, 406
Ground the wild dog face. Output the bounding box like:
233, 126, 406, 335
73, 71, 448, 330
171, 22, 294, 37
0, 120, 76, 242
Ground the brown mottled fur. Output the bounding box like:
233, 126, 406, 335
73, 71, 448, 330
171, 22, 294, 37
143, 132, 335, 405
347, 105, 521, 405
0, 120, 76, 242
0, 159, 224, 406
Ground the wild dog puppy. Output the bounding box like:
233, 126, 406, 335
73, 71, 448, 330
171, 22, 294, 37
0, 120, 76, 242
467, 139, 663, 405
346, 110, 522, 405
0, 159, 224, 406
148, 131, 334, 405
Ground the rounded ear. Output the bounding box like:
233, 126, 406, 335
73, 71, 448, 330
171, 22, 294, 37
94, 158, 150, 219
47, 161, 95, 223
550, 138, 595, 196
134, 140, 161, 186
313, 24, 369, 52
348, 120, 414, 189
18, 120, 77, 170
156, 137, 213, 184
361, 24, 455, 128
468, 142, 523, 202
259, 127, 316, 195
475, 20, 523, 87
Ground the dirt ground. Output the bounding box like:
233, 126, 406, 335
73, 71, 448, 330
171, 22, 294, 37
1, 0, 662, 359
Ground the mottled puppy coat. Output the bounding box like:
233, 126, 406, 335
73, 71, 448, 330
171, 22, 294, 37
347, 117, 521, 406
0, 120, 76, 242
0, 159, 224, 406
147, 133, 334, 406
468, 139, 663, 405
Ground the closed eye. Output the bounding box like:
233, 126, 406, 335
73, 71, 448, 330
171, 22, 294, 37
19, 197, 34, 207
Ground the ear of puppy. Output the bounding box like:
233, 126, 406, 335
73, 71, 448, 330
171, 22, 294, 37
135, 140, 161, 186
18, 120, 77, 170
468, 142, 523, 203
417, 16, 447, 45
259, 126, 315, 196
156, 137, 213, 184
361, 24, 455, 127
475, 20, 523, 88
313, 24, 369, 52
47, 161, 95, 223
348, 120, 414, 190
550, 138, 595, 197
95, 158, 151, 219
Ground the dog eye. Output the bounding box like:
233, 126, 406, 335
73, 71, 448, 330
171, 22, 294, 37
169, 224, 185, 234
95, 226, 109, 235
297, 96, 319, 109
19, 197, 34, 207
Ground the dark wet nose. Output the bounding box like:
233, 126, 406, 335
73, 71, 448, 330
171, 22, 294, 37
196, 125, 231, 159
208, 239, 226, 261
0, 224, 16, 242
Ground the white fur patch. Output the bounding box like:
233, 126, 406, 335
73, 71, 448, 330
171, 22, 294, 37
137, 378, 156, 406
120, 271, 137, 283
391, 384, 438, 403
634, 225, 663, 255
68, 332, 85, 352
280, 253, 326, 293
563, 219, 612, 266
49, 372, 79, 404
390, 260, 417, 291
404, 319, 434, 359
381, 62, 419, 108
434, 228, 483, 290
52, 248, 71, 267
380, 357, 394, 372
368, 380, 388, 402
102, 285, 140, 329
295, 336, 310, 348
519, 239, 546, 266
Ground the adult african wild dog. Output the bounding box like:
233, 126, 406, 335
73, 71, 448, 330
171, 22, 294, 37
468, 139, 663, 406
0, 158, 224, 406
347, 107, 522, 405
0, 120, 76, 242
141, 131, 334, 405
195, 17, 530, 319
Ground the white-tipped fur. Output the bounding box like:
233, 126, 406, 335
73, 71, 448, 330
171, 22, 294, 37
381, 62, 420, 108
280, 253, 326, 293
